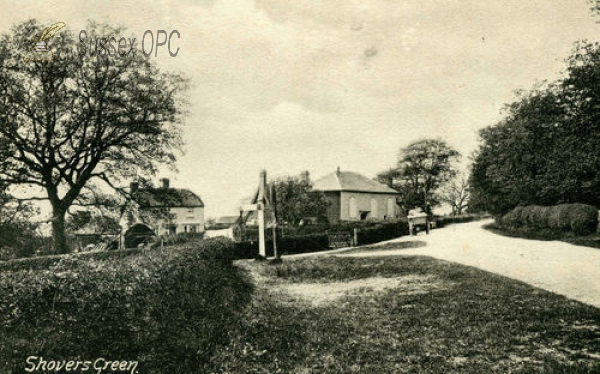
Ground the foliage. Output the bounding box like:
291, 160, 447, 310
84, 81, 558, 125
66, 210, 120, 234
270, 174, 330, 226
0, 238, 252, 373
498, 203, 598, 236
355, 221, 409, 245
0, 20, 188, 253
377, 139, 460, 215
434, 213, 489, 228
470, 41, 600, 215
232, 233, 331, 259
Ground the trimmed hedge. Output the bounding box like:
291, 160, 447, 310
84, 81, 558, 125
435, 213, 489, 228
0, 237, 252, 373
232, 233, 330, 259
355, 221, 409, 246
499, 203, 598, 236
0, 247, 145, 272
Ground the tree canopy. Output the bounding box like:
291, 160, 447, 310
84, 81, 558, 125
0, 20, 188, 253
377, 139, 460, 214
470, 41, 600, 215
270, 174, 329, 226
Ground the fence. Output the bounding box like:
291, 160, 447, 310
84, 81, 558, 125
326, 231, 354, 248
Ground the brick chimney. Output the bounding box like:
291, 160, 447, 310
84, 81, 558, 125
161, 178, 170, 189
300, 170, 310, 184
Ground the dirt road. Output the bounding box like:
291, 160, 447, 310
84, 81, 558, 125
335, 220, 600, 308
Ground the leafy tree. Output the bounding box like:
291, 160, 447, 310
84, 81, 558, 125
0, 20, 187, 253
470, 41, 600, 215
270, 174, 329, 226
378, 139, 460, 215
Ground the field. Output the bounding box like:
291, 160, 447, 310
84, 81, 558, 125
210, 255, 600, 373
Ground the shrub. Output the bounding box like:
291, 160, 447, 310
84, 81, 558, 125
278, 234, 330, 254
355, 221, 409, 246
435, 213, 487, 228
0, 238, 252, 374
565, 204, 598, 235
499, 203, 598, 236
232, 234, 330, 259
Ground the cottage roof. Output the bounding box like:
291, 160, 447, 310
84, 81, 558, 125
216, 216, 239, 224
133, 187, 204, 208
312, 170, 398, 194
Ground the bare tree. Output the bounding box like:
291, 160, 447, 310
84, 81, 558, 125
0, 20, 188, 253
439, 175, 471, 215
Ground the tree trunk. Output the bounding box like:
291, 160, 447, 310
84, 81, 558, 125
51, 207, 69, 254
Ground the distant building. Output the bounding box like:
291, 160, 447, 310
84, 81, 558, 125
121, 178, 205, 246
215, 216, 240, 228
312, 168, 400, 224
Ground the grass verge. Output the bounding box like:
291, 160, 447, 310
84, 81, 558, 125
209, 256, 600, 373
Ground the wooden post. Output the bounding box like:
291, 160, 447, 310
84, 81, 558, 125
258, 170, 267, 258
353, 228, 359, 247
270, 184, 280, 260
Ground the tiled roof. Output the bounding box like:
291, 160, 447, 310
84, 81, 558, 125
133, 187, 204, 208
217, 216, 239, 224
312, 170, 399, 194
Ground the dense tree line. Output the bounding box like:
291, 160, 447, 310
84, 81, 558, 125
470, 42, 600, 215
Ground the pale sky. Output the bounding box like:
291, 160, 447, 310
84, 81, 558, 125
2, 0, 599, 219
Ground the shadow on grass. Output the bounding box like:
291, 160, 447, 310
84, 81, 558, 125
209, 256, 600, 373
337, 240, 427, 255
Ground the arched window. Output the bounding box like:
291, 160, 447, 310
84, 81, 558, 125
371, 198, 378, 219
349, 196, 357, 218
387, 198, 395, 219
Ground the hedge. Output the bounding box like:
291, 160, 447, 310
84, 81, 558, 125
435, 213, 489, 228
0, 237, 252, 374
0, 247, 145, 272
499, 203, 598, 236
355, 221, 409, 246
232, 233, 330, 259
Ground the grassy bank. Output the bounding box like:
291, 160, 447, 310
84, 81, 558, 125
484, 222, 600, 249
0, 238, 252, 374
209, 255, 600, 373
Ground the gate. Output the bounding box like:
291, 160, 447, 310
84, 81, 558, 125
327, 230, 354, 249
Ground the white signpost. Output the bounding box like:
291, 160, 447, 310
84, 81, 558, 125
240, 170, 269, 258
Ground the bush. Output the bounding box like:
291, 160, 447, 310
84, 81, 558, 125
0, 237, 252, 374
356, 221, 409, 246
435, 213, 488, 228
499, 203, 598, 236
232, 233, 330, 259
0, 247, 144, 272
278, 234, 330, 255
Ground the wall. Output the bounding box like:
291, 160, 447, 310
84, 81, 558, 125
323, 191, 341, 224
340, 192, 399, 221
150, 206, 205, 235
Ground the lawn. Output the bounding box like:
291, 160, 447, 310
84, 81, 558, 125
209, 255, 600, 373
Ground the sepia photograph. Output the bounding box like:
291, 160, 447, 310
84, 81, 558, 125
0, 1, 599, 373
